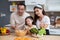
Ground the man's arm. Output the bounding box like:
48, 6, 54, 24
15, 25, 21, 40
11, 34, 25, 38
10, 14, 16, 30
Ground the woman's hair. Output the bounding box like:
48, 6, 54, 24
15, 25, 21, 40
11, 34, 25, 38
33, 5, 46, 25
25, 16, 34, 25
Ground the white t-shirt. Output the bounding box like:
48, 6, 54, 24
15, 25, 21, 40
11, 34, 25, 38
10, 12, 30, 29
36, 15, 50, 29
24, 25, 37, 30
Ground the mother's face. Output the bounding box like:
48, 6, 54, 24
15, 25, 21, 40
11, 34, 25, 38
34, 8, 43, 17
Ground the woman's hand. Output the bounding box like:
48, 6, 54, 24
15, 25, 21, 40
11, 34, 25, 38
40, 22, 48, 29
40, 22, 44, 28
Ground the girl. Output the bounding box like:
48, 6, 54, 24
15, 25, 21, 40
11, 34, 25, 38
24, 16, 37, 35
34, 4, 50, 35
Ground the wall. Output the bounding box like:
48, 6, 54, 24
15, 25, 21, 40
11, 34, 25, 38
0, 0, 10, 27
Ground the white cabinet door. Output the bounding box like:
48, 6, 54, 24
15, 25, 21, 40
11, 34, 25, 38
25, 0, 46, 5
8, 0, 24, 1
37, 0, 46, 5
25, 0, 46, 12
47, 0, 60, 11
26, 5, 35, 12
25, 0, 37, 5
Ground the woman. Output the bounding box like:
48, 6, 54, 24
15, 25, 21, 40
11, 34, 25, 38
34, 4, 50, 35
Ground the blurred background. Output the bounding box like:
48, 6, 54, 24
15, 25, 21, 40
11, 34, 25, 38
0, 0, 60, 35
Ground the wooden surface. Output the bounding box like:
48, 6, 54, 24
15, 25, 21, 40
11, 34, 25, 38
0, 34, 60, 40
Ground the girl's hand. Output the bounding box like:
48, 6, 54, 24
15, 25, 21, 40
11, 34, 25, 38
25, 28, 31, 35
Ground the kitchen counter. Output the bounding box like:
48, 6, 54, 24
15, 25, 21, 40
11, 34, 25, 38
0, 33, 60, 40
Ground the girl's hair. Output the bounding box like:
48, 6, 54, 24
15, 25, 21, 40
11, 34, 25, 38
25, 16, 34, 25
33, 5, 46, 25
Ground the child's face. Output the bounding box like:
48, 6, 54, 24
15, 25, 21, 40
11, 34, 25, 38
26, 18, 33, 26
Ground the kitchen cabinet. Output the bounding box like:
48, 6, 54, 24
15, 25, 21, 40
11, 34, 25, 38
8, 0, 60, 12
8, 0, 25, 1
26, 5, 35, 12
25, 0, 60, 12
25, 0, 46, 12
46, 0, 60, 11
25, 0, 46, 5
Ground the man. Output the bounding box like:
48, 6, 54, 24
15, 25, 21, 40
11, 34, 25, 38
10, 3, 30, 30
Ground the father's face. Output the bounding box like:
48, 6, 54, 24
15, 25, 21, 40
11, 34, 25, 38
17, 5, 25, 16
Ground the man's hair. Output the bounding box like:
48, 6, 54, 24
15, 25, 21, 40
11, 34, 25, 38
17, 2, 26, 8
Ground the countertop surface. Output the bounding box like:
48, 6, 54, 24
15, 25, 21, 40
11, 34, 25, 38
0, 33, 60, 40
